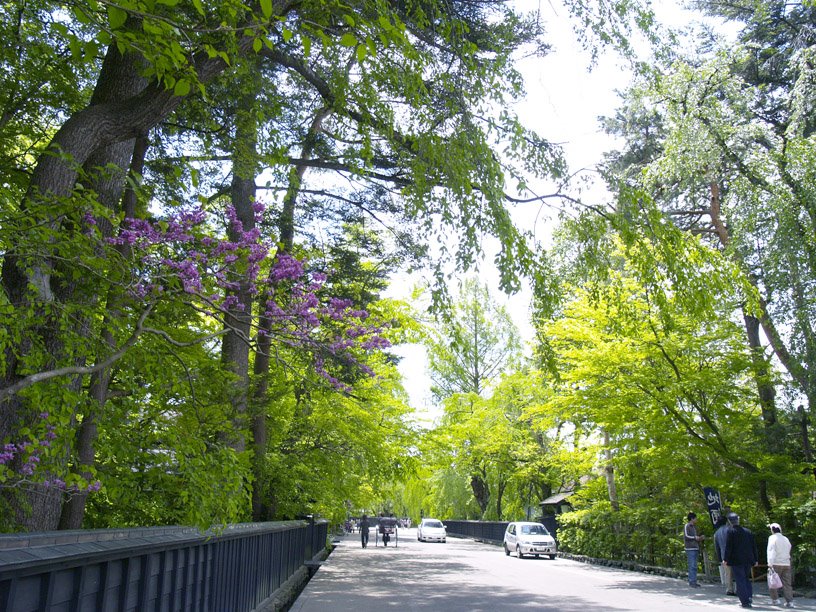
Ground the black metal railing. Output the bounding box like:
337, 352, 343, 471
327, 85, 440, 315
443, 520, 509, 543
0, 519, 328, 612
444, 517, 560, 544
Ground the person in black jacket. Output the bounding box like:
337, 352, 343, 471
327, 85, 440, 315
724, 513, 758, 608
714, 516, 736, 596
360, 514, 370, 548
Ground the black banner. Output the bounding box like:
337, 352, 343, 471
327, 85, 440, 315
703, 487, 723, 527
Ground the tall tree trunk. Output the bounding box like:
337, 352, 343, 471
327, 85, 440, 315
221, 70, 260, 455
471, 468, 489, 517
798, 404, 816, 479
250, 106, 332, 521
711, 181, 815, 480
742, 313, 780, 439
709, 181, 778, 501
1, 41, 146, 531
58, 133, 150, 530
602, 429, 620, 511
495, 477, 506, 520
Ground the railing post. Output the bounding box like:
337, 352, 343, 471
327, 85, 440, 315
702, 547, 712, 580
306, 514, 315, 560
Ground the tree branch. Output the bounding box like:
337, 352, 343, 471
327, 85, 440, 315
0, 303, 154, 401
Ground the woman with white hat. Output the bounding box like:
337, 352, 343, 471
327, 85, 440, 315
767, 522, 794, 607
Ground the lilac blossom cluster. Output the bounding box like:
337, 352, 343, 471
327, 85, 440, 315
108, 203, 268, 306
262, 264, 392, 390
1, 413, 101, 493
0, 412, 56, 477
107, 202, 392, 390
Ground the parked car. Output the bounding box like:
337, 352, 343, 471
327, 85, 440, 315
417, 518, 447, 543
503, 521, 556, 559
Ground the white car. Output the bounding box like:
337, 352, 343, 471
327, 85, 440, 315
503, 521, 556, 559
417, 518, 447, 543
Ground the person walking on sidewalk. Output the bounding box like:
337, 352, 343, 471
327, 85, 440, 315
714, 516, 736, 596
360, 514, 370, 548
767, 522, 794, 608
684, 512, 705, 587
724, 512, 758, 609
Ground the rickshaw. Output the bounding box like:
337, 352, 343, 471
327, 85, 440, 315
375, 516, 398, 547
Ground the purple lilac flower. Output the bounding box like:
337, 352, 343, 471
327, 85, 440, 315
270, 254, 305, 281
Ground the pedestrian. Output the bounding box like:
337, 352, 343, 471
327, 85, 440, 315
714, 516, 737, 596
724, 512, 758, 608
360, 514, 370, 548
767, 522, 794, 608
684, 511, 705, 587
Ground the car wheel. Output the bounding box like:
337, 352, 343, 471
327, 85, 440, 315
442, 539, 446, 543
549, 554, 556, 560
534, 554, 539, 558
504, 543, 510, 556
516, 545, 524, 559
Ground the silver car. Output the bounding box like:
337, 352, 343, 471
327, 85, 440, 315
417, 518, 447, 543
503, 521, 556, 559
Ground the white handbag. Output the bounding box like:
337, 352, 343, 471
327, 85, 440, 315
768, 567, 783, 590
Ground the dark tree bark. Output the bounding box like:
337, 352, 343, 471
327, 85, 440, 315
0, 11, 264, 528
495, 477, 506, 520
58, 133, 150, 530
471, 469, 489, 517
709, 181, 779, 502
220, 70, 260, 455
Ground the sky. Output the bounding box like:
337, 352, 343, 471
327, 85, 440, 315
388, 0, 717, 421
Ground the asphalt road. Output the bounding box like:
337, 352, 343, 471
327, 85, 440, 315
290, 529, 815, 611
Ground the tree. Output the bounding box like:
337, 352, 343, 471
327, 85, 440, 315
420, 278, 522, 516
600, 1, 816, 478
426, 278, 522, 400
535, 254, 810, 515
0, 0, 546, 530
0, 0, 656, 531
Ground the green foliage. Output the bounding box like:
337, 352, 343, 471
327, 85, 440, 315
537, 250, 811, 503
0, 0, 668, 535
559, 0, 658, 62
0, 0, 98, 199
603, 2, 816, 439
4, 0, 556, 530
83, 333, 253, 529
416, 367, 561, 522
558, 499, 698, 570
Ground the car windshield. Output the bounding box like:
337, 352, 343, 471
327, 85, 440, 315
424, 521, 443, 528
521, 524, 549, 535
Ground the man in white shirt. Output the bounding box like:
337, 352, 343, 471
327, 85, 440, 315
767, 522, 794, 607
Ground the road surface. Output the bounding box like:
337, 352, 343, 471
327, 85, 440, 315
291, 528, 814, 611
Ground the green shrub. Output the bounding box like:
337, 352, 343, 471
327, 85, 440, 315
557, 493, 816, 587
